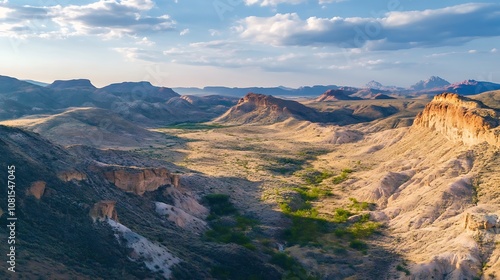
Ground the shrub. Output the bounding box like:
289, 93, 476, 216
333, 208, 352, 223
349, 240, 368, 251
204, 194, 237, 217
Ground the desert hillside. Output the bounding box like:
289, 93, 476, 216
1, 74, 499, 280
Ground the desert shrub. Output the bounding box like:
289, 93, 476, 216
204, 194, 237, 218
348, 220, 381, 238
333, 208, 352, 223
331, 169, 352, 184
294, 187, 332, 201
295, 168, 333, 185
349, 240, 368, 251
348, 198, 372, 211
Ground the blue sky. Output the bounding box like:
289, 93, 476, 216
0, 0, 499, 88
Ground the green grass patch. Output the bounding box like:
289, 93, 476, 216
271, 253, 318, 279
295, 168, 334, 185
331, 169, 352, 184
332, 208, 352, 223
348, 197, 373, 211
203, 194, 258, 250
294, 187, 332, 201
396, 264, 411, 276
349, 240, 368, 252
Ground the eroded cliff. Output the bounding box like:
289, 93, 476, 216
414, 93, 499, 146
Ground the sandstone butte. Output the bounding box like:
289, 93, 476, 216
414, 92, 499, 146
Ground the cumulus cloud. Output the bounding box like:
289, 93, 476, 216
179, 28, 189, 35
245, 0, 345, 6
237, 3, 500, 50
245, 0, 305, 6
0, 0, 175, 38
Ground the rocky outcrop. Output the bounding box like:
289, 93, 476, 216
90, 200, 118, 222
414, 93, 500, 146
47, 79, 96, 91
57, 170, 87, 182
215, 93, 329, 124
464, 212, 498, 231
102, 167, 180, 195
155, 202, 208, 234
26, 181, 46, 199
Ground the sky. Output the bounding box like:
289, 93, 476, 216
0, 0, 499, 88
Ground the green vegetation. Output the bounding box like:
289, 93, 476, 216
396, 264, 411, 276
348, 197, 373, 211
295, 168, 333, 185
294, 187, 332, 201
332, 208, 352, 223
203, 194, 237, 219
331, 168, 353, 184
203, 194, 257, 250
271, 252, 319, 280
349, 240, 368, 252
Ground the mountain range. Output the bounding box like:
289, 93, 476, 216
0, 73, 499, 279
23, 75, 500, 98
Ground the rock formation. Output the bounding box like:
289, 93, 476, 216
102, 167, 180, 195
26, 181, 46, 199
57, 170, 87, 182
414, 93, 499, 146
215, 93, 324, 124
464, 212, 498, 231
89, 200, 118, 222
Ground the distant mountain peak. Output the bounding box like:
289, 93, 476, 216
48, 79, 96, 90
366, 80, 384, 89
411, 76, 450, 91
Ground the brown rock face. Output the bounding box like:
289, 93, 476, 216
103, 167, 180, 195
57, 170, 87, 182
89, 201, 118, 222
414, 93, 499, 146
26, 181, 46, 199
215, 93, 323, 124
464, 213, 498, 231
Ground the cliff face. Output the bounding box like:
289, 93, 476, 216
89, 200, 118, 222
102, 167, 180, 195
57, 170, 87, 182
26, 181, 46, 199
414, 93, 499, 146
215, 93, 323, 124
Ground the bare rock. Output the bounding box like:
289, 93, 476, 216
464, 212, 498, 231
89, 200, 118, 222
102, 167, 178, 195
26, 181, 46, 199
414, 93, 499, 146
57, 170, 87, 182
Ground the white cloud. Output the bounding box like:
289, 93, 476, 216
209, 29, 221, 36
237, 3, 500, 50
0, 0, 175, 39
179, 28, 189, 36
137, 36, 155, 46
113, 47, 162, 61
491, 48, 498, 53
244, 0, 346, 6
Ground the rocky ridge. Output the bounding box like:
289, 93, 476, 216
414, 93, 499, 146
